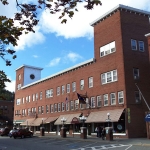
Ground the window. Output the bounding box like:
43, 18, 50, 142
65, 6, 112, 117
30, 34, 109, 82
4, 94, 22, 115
104, 94, 108, 106
86, 98, 89, 108
75, 100, 79, 110
72, 82, 76, 92
67, 84, 70, 93
110, 93, 116, 105
91, 97, 95, 108
89, 77, 93, 88
26, 96, 28, 103
41, 106, 44, 114
70, 101, 74, 110
135, 91, 141, 103
35, 93, 38, 100
18, 74, 21, 80
97, 96, 102, 107
133, 68, 139, 79
58, 103, 61, 112
50, 105, 53, 113
32, 94, 35, 101
131, 39, 137, 50
101, 70, 117, 84
17, 84, 21, 90
80, 79, 84, 90
22, 97, 24, 104
28, 96, 30, 102
57, 87, 60, 95
40, 92, 42, 100
118, 91, 124, 104
66, 102, 69, 111
62, 103, 65, 111
28, 108, 30, 116
22, 109, 25, 116
100, 41, 116, 57
138, 41, 144, 52
16, 99, 21, 105
46, 105, 49, 113
54, 104, 57, 112
38, 106, 41, 114
46, 89, 53, 98
62, 85, 65, 94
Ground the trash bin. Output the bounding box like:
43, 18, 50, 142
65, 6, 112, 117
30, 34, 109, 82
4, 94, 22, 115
80, 127, 87, 139
105, 127, 113, 141
40, 127, 45, 136
61, 127, 66, 138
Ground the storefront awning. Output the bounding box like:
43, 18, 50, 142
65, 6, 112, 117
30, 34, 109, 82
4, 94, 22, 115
86, 108, 124, 123
20, 118, 35, 126
13, 120, 25, 124
44, 116, 58, 124
54, 113, 81, 125
31, 118, 47, 126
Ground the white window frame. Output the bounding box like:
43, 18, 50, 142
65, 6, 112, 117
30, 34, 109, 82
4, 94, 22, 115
66, 102, 69, 111
131, 39, 137, 50
133, 68, 139, 80
62, 103, 65, 112
118, 91, 124, 104
58, 103, 61, 112
26, 96, 28, 103
101, 70, 117, 84
32, 94, 35, 101
54, 104, 57, 112
38, 106, 41, 114
91, 97, 95, 108
89, 77, 93, 88
18, 74, 21, 80
16, 99, 21, 105
40, 92, 42, 100
62, 85, 65, 94
70, 101, 74, 110
86, 98, 89, 108
41, 106, 44, 114
97, 96, 101, 107
100, 41, 116, 57
104, 94, 108, 106
67, 84, 70, 93
17, 84, 21, 90
110, 93, 116, 105
138, 41, 144, 52
36, 93, 38, 100
46, 105, 49, 113
22, 97, 24, 104
57, 87, 60, 95
28, 96, 30, 102
50, 104, 53, 113
75, 100, 79, 110
72, 82, 76, 92
80, 79, 84, 90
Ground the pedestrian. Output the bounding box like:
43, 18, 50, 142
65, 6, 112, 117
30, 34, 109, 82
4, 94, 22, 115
95, 126, 99, 137
101, 127, 106, 140
99, 126, 102, 138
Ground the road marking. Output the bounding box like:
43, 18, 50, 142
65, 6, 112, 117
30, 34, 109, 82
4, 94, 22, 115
125, 145, 132, 150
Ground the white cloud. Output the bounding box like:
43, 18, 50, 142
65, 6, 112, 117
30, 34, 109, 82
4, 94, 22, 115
33, 55, 39, 58
47, 57, 61, 67
5, 80, 15, 92
66, 52, 83, 62
39, 0, 150, 39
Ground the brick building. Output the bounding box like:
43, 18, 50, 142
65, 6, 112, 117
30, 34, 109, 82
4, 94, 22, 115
14, 4, 150, 138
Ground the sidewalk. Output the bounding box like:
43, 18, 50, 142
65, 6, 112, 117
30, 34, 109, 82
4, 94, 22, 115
34, 133, 150, 146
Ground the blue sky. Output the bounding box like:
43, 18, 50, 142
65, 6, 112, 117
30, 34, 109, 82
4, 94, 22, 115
1, 0, 150, 92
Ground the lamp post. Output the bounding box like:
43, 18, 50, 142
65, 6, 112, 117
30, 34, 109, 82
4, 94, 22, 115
61, 117, 66, 127
79, 116, 87, 127
106, 113, 111, 127
6, 121, 8, 127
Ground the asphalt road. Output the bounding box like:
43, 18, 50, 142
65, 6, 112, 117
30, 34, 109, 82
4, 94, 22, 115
0, 136, 150, 150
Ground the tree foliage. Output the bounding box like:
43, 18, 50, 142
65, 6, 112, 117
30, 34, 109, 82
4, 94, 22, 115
0, 0, 102, 89
0, 88, 14, 101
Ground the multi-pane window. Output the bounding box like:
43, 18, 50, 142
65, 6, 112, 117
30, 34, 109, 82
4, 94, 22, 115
75, 100, 79, 110
89, 77, 93, 88
22, 97, 24, 104
135, 91, 141, 103
17, 84, 21, 90
46, 89, 53, 98
41, 106, 44, 114
133, 68, 139, 79
118, 91, 124, 104
138, 41, 144, 52
24, 109, 26, 116
32, 94, 35, 101
62, 103, 65, 111
28, 108, 30, 116
104, 94, 108, 106
67, 84, 70, 93
26, 96, 28, 103
97, 96, 102, 107
101, 70, 117, 84
46, 105, 49, 113
86, 98, 89, 108
40, 92, 42, 100
38, 106, 41, 114
16, 99, 21, 105
50, 104, 53, 113
66, 102, 69, 111
72, 82, 76, 92
57, 87, 60, 95
131, 39, 137, 50
80, 103, 84, 109
18, 74, 21, 80
36, 93, 38, 100
62, 85, 65, 94
22, 109, 25, 116
110, 93, 116, 105
100, 41, 116, 57
54, 104, 57, 112
80, 79, 84, 90
70, 101, 74, 110
58, 103, 61, 112
91, 97, 95, 108
28, 96, 30, 102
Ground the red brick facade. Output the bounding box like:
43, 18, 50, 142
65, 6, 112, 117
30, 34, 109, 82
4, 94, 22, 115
14, 5, 150, 138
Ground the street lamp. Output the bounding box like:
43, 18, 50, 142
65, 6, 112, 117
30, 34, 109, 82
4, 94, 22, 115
61, 117, 66, 127
79, 116, 87, 127
106, 113, 111, 127
6, 121, 8, 127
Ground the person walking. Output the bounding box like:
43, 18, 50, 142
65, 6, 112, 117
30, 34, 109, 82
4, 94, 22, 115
101, 127, 106, 140
95, 126, 99, 137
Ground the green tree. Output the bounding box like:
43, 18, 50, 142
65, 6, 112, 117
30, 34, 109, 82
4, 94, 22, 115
0, 0, 102, 89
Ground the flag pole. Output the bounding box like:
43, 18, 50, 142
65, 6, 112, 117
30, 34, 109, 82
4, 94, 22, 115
135, 83, 150, 110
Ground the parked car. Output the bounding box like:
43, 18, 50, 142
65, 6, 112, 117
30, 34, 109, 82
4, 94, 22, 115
12, 129, 33, 139
8, 129, 18, 138
0, 127, 10, 136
